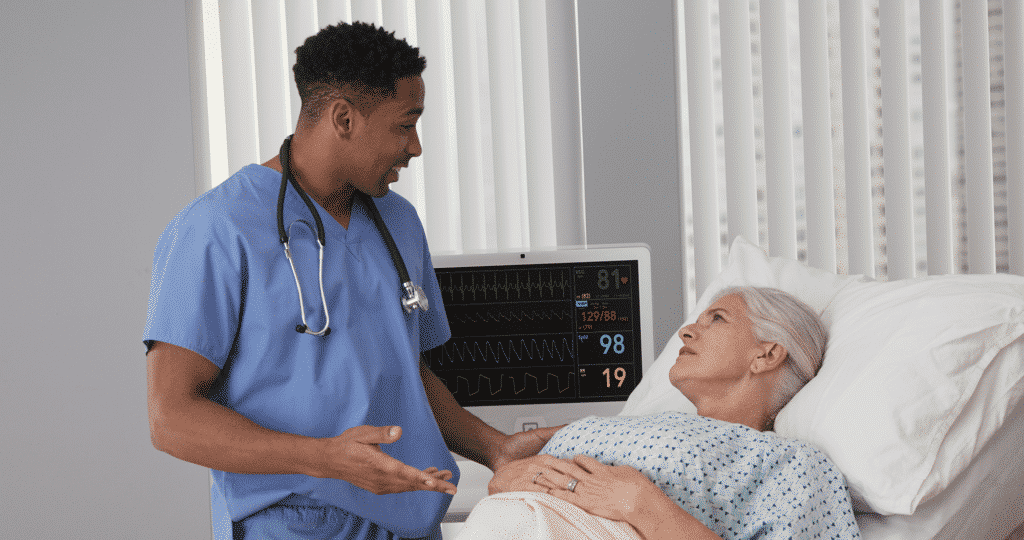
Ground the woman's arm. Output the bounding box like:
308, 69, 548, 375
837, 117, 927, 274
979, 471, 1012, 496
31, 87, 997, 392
538, 455, 723, 540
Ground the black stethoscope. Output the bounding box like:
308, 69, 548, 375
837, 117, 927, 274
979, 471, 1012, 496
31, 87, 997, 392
276, 135, 429, 337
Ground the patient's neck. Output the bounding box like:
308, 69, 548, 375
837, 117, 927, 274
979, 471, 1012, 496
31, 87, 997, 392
689, 380, 774, 431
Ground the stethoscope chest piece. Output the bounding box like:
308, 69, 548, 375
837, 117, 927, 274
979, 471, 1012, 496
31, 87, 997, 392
401, 281, 429, 313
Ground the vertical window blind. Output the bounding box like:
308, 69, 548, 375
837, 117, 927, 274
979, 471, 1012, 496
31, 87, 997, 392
675, 0, 1024, 300
188, 0, 586, 254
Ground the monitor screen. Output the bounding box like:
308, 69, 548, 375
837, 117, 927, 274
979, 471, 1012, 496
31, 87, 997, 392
428, 245, 653, 434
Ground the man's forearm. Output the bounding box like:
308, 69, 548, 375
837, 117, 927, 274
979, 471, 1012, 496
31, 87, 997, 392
419, 360, 507, 470
150, 391, 326, 477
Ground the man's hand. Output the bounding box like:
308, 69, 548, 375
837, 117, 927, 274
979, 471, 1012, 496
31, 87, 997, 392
320, 425, 457, 496
490, 425, 563, 471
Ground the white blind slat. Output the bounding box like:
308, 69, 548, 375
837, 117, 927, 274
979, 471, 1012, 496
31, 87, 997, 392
879, 0, 916, 280
201, 1, 230, 184
684, 0, 722, 296
799, 0, 837, 272
760, 0, 797, 260
962, 0, 997, 274
673, 0, 692, 313
718, 0, 759, 246
919, 0, 955, 275
317, 0, 352, 27
452, 0, 495, 251
251, 0, 291, 162
284, 1, 318, 130
838, 0, 874, 276
219, 0, 259, 174
487, 0, 529, 250
1006, 0, 1024, 276
416, 0, 461, 253
350, 0, 383, 26
382, 0, 417, 46
520, 0, 558, 249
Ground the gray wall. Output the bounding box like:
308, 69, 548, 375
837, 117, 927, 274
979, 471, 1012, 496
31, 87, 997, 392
0, 1, 682, 537
578, 0, 685, 352
0, 1, 210, 538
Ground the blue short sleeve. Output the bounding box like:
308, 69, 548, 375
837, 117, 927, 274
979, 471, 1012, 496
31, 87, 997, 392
144, 194, 245, 367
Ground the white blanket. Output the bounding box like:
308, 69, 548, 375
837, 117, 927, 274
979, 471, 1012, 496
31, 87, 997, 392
453, 491, 640, 540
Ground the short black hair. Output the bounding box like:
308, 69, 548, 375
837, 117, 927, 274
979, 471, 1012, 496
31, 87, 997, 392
293, 21, 426, 121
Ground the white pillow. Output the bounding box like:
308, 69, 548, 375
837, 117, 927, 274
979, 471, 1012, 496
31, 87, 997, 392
619, 235, 1024, 517
775, 273, 1024, 516
618, 235, 867, 417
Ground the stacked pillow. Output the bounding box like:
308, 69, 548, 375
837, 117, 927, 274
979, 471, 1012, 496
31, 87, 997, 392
619, 236, 1024, 516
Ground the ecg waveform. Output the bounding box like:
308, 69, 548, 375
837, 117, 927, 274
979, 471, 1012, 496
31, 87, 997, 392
438, 368, 577, 404
425, 336, 575, 367
446, 302, 574, 335
438, 267, 573, 303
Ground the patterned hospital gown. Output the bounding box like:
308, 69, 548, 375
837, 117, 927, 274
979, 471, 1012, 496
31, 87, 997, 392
541, 412, 861, 539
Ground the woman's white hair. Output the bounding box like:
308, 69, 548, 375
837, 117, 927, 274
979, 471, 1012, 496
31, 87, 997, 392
710, 286, 827, 419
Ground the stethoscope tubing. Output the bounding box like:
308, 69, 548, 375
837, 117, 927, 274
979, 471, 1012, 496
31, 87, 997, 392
278, 136, 331, 336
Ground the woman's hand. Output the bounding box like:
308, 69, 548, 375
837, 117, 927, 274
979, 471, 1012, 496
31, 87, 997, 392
535, 454, 662, 524
539, 455, 723, 540
488, 454, 579, 495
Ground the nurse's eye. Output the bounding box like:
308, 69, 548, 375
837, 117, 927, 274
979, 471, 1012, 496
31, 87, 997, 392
711, 313, 724, 322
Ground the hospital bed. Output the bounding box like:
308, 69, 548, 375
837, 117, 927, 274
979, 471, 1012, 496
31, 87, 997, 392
444, 236, 1024, 540
207, 234, 1024, 539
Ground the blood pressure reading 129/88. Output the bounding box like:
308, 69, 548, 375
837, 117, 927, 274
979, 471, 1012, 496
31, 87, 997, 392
426, 260, 643, 406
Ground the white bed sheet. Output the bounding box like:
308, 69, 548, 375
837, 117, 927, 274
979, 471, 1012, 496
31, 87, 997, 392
858, 395, 1024, 540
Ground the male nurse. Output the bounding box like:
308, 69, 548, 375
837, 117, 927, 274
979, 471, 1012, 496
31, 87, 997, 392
145, 21, 558, 539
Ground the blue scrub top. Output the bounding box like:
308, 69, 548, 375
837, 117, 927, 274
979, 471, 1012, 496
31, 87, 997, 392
144, 164, 457, 538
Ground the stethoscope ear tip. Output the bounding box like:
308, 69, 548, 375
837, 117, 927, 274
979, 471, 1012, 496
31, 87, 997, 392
295, 324, 307, 333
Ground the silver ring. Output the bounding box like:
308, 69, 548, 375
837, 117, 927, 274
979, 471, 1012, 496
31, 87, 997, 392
566, 478, 578, 493
532, 472, 542, 484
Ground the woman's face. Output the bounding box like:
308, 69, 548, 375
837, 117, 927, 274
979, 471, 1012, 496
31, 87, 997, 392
669, 294, 765, 398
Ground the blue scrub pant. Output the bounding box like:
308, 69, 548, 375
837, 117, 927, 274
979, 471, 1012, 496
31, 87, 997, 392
234, 494, 441, 540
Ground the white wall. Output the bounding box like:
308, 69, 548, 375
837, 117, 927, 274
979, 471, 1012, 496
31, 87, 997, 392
0, 1, 209, 537
0, 1, 683, 537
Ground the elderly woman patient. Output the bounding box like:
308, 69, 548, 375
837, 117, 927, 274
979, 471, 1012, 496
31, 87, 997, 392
457, 286, 861, 540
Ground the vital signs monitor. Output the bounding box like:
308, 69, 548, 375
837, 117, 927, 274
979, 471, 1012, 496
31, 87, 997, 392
428, 244, 654, 435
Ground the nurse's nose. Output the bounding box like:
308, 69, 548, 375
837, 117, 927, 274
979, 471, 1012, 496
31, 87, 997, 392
407, 128, 422, 157
679, 324, 697, 340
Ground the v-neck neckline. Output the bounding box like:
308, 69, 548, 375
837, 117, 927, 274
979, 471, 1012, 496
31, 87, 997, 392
265, 164, 368, 244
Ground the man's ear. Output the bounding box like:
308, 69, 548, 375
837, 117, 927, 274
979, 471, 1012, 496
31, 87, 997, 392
326, 97, 358, 137
751, 343, 788, 374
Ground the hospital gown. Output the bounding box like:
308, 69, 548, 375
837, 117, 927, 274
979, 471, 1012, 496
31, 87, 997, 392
540, 412, 861, 539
